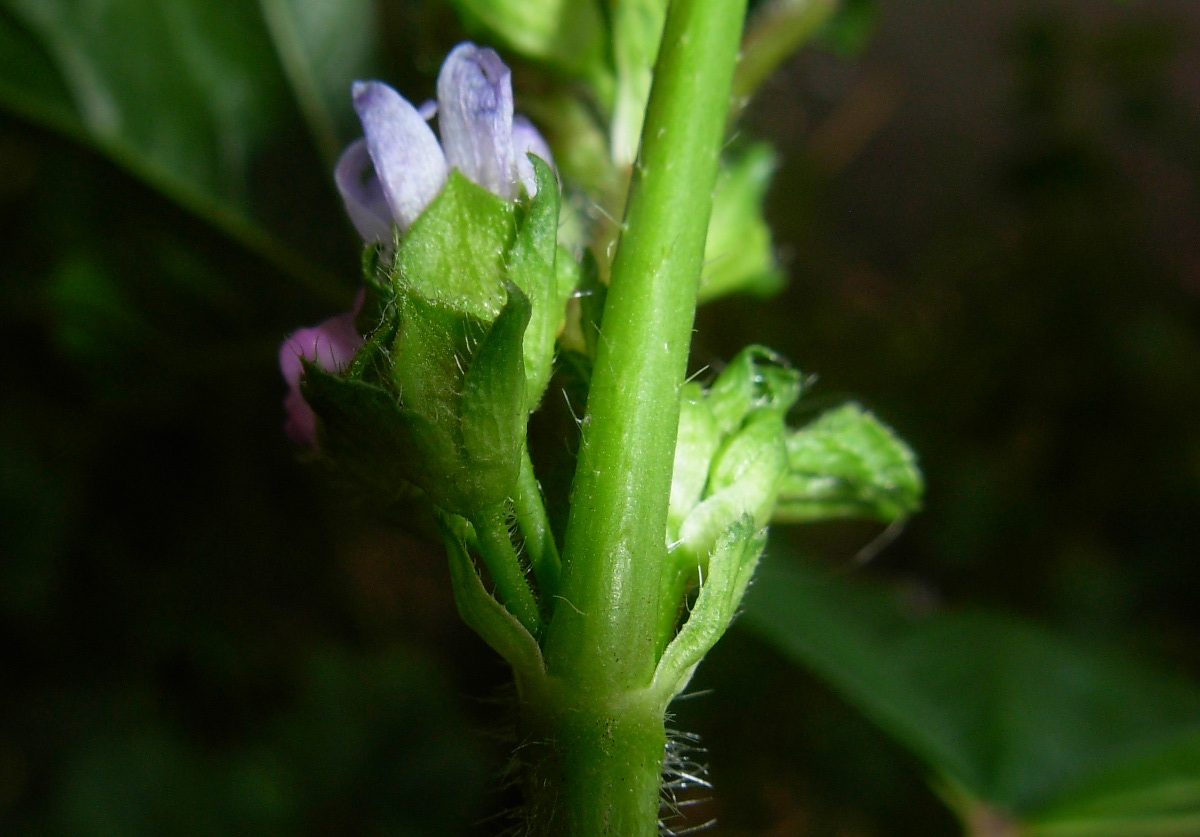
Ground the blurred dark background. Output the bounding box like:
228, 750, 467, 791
1, 0, 1198, 834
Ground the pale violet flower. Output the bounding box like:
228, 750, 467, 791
335, 42, 555, 243
282, 43, 554, 446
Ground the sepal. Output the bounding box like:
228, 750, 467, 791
299, 365, 425, 503
507, 155, 570, 411
388, 286, 531, 517
667, 386, 721, 535
393, 169, 517, 320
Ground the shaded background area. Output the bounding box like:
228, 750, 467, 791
1, 0, 1198, 834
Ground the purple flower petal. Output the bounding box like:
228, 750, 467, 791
279, 310, 364, 447
283, 387, 318, 447
512, 115, 555, 197
353, 80, 448, 230
436, 43, 517, 199
334, 138, 393, 243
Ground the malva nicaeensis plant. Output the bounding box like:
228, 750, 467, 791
279, 0, 922, 834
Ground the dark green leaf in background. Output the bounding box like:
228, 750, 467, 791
257, 0, 379, 165
742, 558, 1200, 833
0, 0, 361, 297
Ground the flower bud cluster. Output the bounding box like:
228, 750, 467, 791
656, 346, 799, 644
279, 43, 564, 510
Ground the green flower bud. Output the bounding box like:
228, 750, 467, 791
707, 345, 803, 434
659, 346, 799, 646
776, 404, 924, 523
667, 384, 721, 537
678, 411, 788, 557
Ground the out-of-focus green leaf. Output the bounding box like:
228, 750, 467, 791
256, 0, 378, 165
700, 144, 785, 303
0, 0, 281, 208
819, 0, 877, 56
447, 0, 609, 92
734, 0, 839, 105
0, 0, 342, 298
608, 0, 668, 164
775, 403, 923, 523
1024, 727, 1200, 836
50, 649, 488, 836
741, 559, 1200, 824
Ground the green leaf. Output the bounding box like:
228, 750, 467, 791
741, 559, 1200, 820
256, 0, 378, 165
0, 0, 343, 298
1024, 727, 1200, 836
775, 403, 923, 523
819, 0, 878, 57
700, 144, 785, 302
447, 0, 609, 90
734, 0, 841, 104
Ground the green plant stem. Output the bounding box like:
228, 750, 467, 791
471, 503, 543, 638
545, 0, 747, 691
519, 682, 667, 837
521, 0, 747, 833
515, 444, 560, 603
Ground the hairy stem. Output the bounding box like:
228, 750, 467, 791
515, 444, 561, 605
520, 0, 748, 833
471, 503, 543, 638
544, 0, 748, 692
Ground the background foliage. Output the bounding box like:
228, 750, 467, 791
1, 0, 1198, 834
